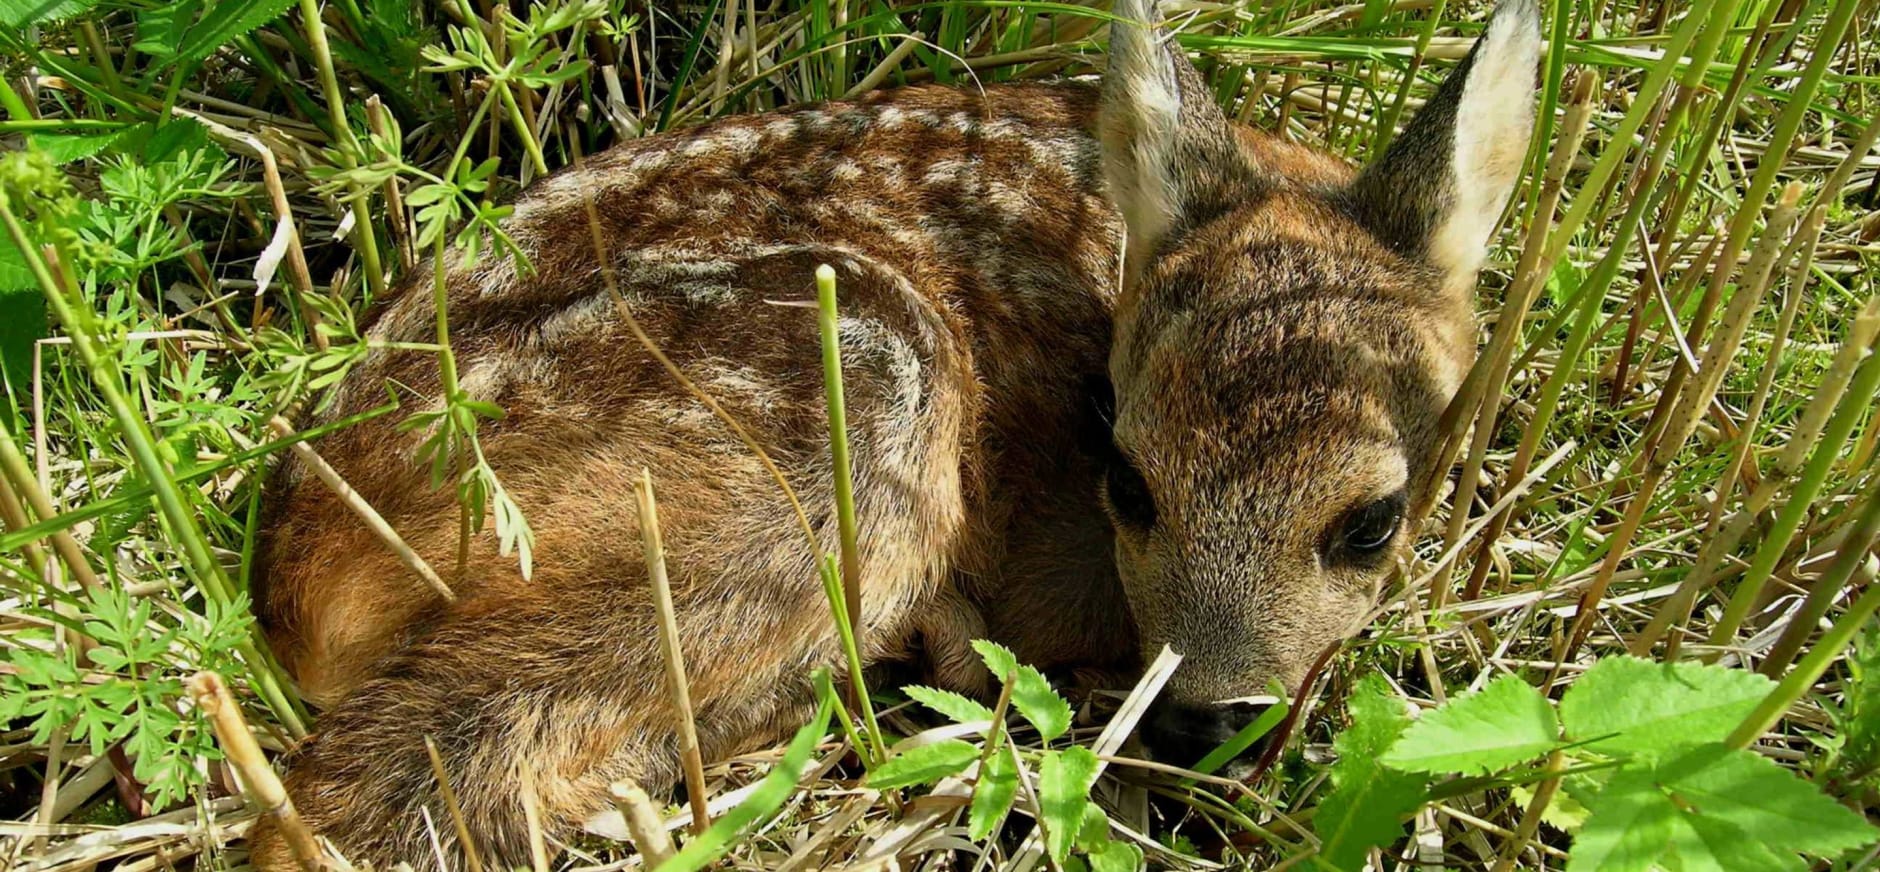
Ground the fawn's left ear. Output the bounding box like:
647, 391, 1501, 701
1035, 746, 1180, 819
1344, 0, 1543, 291
1100, 0, 1253, 286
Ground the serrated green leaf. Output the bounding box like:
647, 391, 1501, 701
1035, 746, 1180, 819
1569, 764, 1677, 872
1316, 674, 1427, 870
26, 129, 126, 164
1382, 674, 1560, 775
904, 685, 993, 725
1560, 657, 1775, 758
1086, 838, 1144, 872
969, 745, 1018, 840
866, 739, 979, 789
1039, 746, 1100, 863
1662, 811, 1792, 872
0, 0, 101, 27
1655, 744, 1878, 859
971, 639, 1072, 741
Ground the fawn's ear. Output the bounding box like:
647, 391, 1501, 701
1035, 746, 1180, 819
1100, 0, 1248, 284
1345, 0, 1542, 291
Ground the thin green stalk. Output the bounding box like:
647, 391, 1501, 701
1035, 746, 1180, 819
815, 264, 882, 765
1760, 477, 1880, 675
297, 0, 388, 297
495, 82, 549, 179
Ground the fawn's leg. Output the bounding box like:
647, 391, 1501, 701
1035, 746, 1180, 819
248, 577, 835, 872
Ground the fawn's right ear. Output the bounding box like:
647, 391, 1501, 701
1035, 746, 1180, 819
1100, 0, 1249, 286
1343, 0, 1543, 292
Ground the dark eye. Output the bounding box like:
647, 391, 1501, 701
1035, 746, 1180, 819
1336, 493, 1405, 559
1104, 454, 1157, 529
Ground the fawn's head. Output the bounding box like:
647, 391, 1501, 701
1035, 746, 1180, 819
1097, 0, 1541, 771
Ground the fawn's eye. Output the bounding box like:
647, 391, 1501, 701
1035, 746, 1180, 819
1334, 493, 1405, 560
1105, 454, 1157, 530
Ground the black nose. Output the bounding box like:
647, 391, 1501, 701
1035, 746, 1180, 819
1139, 700, 1271, 773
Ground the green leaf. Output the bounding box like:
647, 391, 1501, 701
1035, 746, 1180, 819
0, 0, 101, 27
1382, 674, 1560, 775
1316, 674, 1428, 870
173, 0, 299, 70
969, 744, 1019, 840
903, 685, 993, 725
1039, 746, 1100, 864
1560, 657, 1775, 758
865, 739, 979, 789
659, 678, 833, 872
1662, 812, 1792, 872
1085, 838, 1144, 872
1654, 744, 1877, 859
0, 286, 45, 396
26, 129, 126, 164
972, 639, 1072, 742
1569, 764, 1677, 872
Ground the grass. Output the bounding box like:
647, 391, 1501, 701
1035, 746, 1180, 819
1, 0, 1878, 869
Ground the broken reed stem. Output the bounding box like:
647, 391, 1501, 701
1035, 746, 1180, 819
1559, 183, 1803, 667
1491, 748, 1565, 872
423, 736, 486, 872
609, 781, 677, 866
1727, 534, 1880, 750
267, 415, 455, 604
514, 752, 550, 872
0, 422, 100, 591
1704, 319, 1880, 650
1760, 477, 1880, 675
188, 672, 323, 872
634, 469, 713, 836
1633, 292, 1880, 655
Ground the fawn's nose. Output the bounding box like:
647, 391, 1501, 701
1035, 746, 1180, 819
1139, 700, 1271, 773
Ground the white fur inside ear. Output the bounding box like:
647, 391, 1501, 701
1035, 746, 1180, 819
1103, 0, 1185, 273
1432, 0, 1542, 284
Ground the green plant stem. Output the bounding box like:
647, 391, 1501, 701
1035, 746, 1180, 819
815, 263, 881, 765
496, 81, 549, 178
1727, 545, 1880, 750
1706, 336, 1880, 648
298, 0, 388, 298
0, 199, 309, 738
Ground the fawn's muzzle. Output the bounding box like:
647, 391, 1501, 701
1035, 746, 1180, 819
1139, 699, 1272, 774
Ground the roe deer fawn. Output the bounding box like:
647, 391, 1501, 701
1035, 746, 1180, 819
249, 0, 1540, 867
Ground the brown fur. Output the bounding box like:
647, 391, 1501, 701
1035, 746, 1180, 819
249, 1, 1539, 866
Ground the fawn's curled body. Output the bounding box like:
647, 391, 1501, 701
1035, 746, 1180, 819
252, 0, 1541, 863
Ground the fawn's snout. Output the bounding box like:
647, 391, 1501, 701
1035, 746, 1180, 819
1140, 699, 1273, 774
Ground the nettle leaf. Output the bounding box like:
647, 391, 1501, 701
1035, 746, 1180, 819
0, 0, 101, 27
866, 739, 979, 789
1664, 812, 1792, 872
1560, 656, 1775, 758
1570, 764, 1678, 872
1316, 674, 1428, 870
968, 744, 1018, 840
903, 685, 992, 725
972, 640, 1072, 742
1571, 744, 1879, 872
1382, 674, 1560, 775
1039, 746, 1100, 864
1654, 744, 1877, 860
